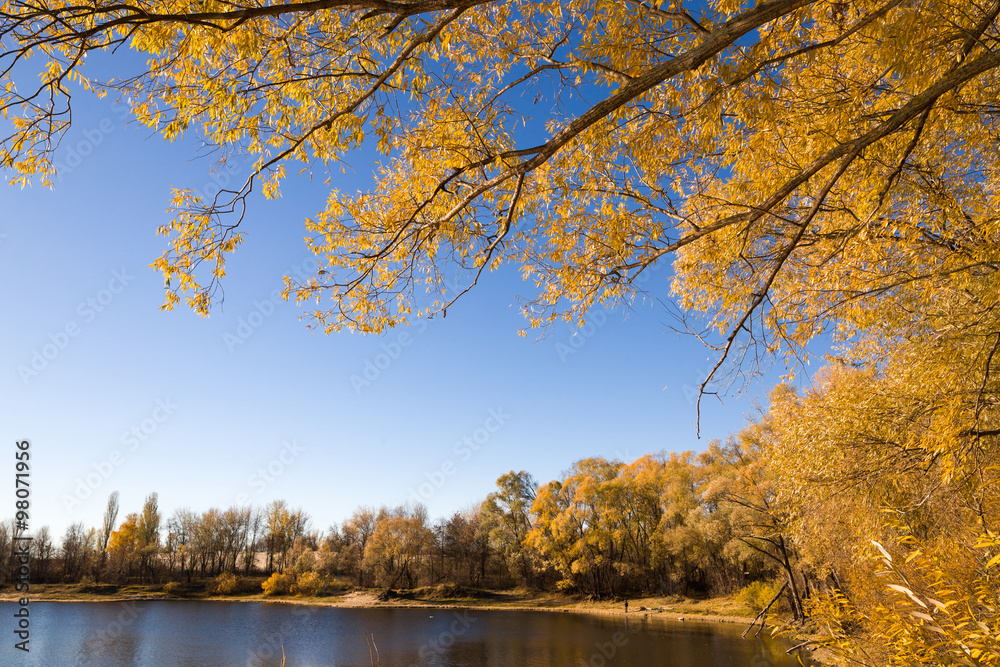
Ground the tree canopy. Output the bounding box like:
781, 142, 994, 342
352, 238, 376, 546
3, 0, 998, 384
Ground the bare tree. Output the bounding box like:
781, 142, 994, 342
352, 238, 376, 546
61, 522, 92, 582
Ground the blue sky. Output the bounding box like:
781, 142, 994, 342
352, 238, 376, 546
0, 81, 793, 543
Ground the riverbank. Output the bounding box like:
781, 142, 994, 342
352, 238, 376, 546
0, 582, 756, 622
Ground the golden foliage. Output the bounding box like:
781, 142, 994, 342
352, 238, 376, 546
213, 571, 240, 595
800, 539, 1000, 666
261, 571, 295, 596
758, 338, 1000, 664
362, 514, 434, 588
737, 580, 784, 614
291, 570, 326, 596
3, 0, 998, 363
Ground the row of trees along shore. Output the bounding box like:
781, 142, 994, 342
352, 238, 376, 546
3, 420, 854, 611
5, 358, 998, 665
6, 450, 780, 598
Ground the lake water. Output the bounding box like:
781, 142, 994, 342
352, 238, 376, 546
1, 601, 812, 666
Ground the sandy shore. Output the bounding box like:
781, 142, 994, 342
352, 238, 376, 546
4, 590, 751, 622
245, 590, 761, 626
2, 588, 754, 623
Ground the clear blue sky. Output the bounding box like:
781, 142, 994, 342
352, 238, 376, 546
0, 83, 797, 543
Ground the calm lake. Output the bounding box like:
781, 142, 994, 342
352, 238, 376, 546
2, 601, 813, 666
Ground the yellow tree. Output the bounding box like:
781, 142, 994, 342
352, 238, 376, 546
651, 451, 741, 597
605, 455, 664, 590
106, 513, 141, 583
2, 0, 997, 386
480, 470, 537, 584
97, 490, 119, 582
763, 358, 1000, 665
362, 514, 434, 589
526, 457, 626, 597
5, 0, 1000, 653
703, 411, 809, 622
263, 500, 309, 573
527, 454, 743, 597
331, 506, 379, 585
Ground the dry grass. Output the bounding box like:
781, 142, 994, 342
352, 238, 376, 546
0, 581, 780, 626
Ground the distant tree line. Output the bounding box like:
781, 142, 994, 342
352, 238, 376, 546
4, 365, 996, 667
0, 492, 312, 588
0, 447, 795, 604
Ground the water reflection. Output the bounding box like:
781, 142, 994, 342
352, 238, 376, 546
3, 601, 812, 666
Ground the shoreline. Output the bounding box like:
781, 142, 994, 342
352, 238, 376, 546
0, 586, 765, 624
13, 594, 759, 627
1, 588, 829, 663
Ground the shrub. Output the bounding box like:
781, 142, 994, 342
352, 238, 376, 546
291, 571, 325, 596
261, 572, 295, 596
163, 581, 184, 596
214, 572, 239, 595
738, 580, 784, 613
555, 579, 576, 593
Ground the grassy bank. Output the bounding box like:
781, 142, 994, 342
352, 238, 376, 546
1, 580, 758, 619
